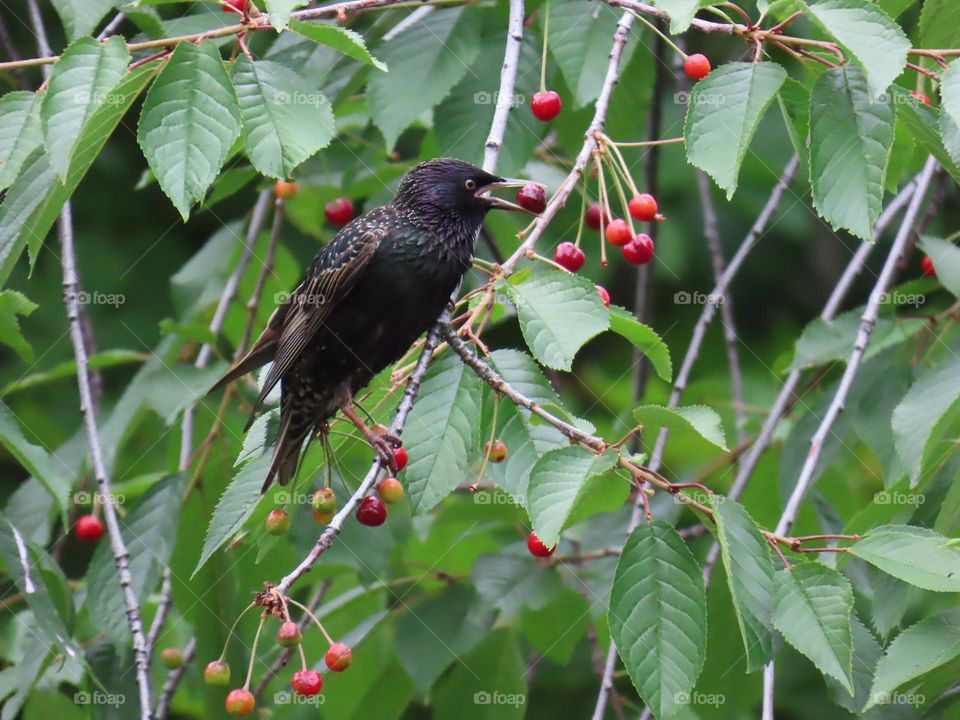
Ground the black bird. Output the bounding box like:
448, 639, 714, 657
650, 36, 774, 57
211, 158, 532, 491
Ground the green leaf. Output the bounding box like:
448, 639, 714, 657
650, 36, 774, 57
0, 92, 42, 192
473, 552, 561, 616
891, 358, 960, 485
778, 78, 811, 159
193, 455, 271, 577
609, 522, 707, 718
685, 61, 787, 198
50, 0, 115, 40
892, 87, 960, 185
231, 57, 334, 179
86, 473, 185, 647
849, 524, 960, 592
797, 0, 909, 99
0, 290, 38, 363
2, 349, 143, 396
404, 352, 483, 514
773, 562, 854, 693
547, 0, 637, 108
367, 7, 481, 148
0, 62, 159, 288
431, 629, 527, 720
290, 20, 386, 71
499, 270, 609, 371
633, 404, 728, 451
0, 402, 69, 519
917, 236, 960, 298
526, 448, 618, 547
712, 496, 775, 672
653, 0, 714, 32
608, 305, 672, 382
41, 36, 131, 180
940, 61, 960, 132
809, 64, 893, 240
865, 607, 960, 711
919, 0, 960, 50
265, 0, 308, 30
789, 308, 926, 372
138, 41, 242, 220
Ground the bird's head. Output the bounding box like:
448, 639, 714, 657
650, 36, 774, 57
393, 158, 536, 220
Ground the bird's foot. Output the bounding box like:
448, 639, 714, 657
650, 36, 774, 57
368, 431, 400, 473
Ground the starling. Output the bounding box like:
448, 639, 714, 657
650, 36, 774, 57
211, 158, 532, 491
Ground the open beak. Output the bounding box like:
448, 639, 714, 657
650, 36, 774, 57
475, 178, 544, 213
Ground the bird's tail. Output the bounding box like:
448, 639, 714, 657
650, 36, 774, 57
261, 406, 313, 493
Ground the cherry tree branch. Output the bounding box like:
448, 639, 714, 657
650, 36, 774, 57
482, 0, 524, 172
606, 0, 744, 34
760, 155, 939, 719
61, 203, 154, 718
696, 170, 747, 440
502, 11, 635, 272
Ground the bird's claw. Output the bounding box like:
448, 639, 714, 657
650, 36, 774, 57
370, 424, 401, 471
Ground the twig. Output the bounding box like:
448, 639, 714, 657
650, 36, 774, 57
696, 171, 747, 440
97, 13, 127, 41
502, 11, 635, 272
760, 155, 939, 720
482, 0, 524, 172
606, 0, 744, 34
700, 175, 920, 584
61, 202, 153, 718
146, 567, 174, 655
381, 5, 434, 41
155, 636, 195, 719
238, 196, 284, 354
592, 155, 799, 720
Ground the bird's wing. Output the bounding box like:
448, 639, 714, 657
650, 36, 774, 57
250, 224, 384, 412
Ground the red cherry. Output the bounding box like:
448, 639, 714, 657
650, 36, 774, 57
684, 53, 712, 81
516, 184, 547, 213
274, 180, 298, 199
356, 496, 387, 526
911, 90, 932, 105
921, 255, 937, 277
265, 508, 290, 535
622, 233, 655, 265
325, 642, 352, 671
204, 660, 231, 686
628, 193, 658, 222
324, 197, 354, 226
485, 440, 508, 463
554, 242, 586, 272
605, 219, 633, 247
225, 688, 255, 717
75, 514, 104, 542
585, 202, 609, 230
221, 0, 248, 13
376, 476, 404, 504
596, 285, 610, 307
276, 621, 301, 648
527, 531, 555, 557
291, 669, 323, 696
392, 446, 408, 471
530, 90, 562, 121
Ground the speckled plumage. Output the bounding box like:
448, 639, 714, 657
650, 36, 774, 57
212, 158, 519, 490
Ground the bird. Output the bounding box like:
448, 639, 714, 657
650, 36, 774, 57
210, 158, 533, 492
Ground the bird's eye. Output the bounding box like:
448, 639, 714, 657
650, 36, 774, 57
464, 179, 477, 191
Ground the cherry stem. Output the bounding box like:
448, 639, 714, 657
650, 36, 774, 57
539, 0, 550, 94
603, 151, 635, 235
285, 597, 335, 645
473, 394, 500, 486
628, 10, 687, 59
243, 615, 266, 691
574, 180, 587, 248
218, 602, 258, 661
720, 2, 753, 27
607, 136, 685, 148
603, 140, 641, 200
594, 154, 610, 266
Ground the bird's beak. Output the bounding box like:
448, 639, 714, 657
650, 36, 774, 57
475, 178, 543, 213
